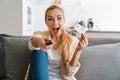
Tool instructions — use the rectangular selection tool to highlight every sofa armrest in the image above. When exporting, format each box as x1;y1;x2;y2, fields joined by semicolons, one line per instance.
0;34;31;80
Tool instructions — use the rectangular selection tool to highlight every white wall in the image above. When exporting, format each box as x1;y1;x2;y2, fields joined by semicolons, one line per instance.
34;5;50;31
1;0;119;35
84;0;120;6
33;0;120;31
0;0;22;35
0;0;35;36
22;0;35;36
83;0;120;31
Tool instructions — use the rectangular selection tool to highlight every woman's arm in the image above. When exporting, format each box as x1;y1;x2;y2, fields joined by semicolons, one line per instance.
28;31;52;51
62;34;88;79
28;32;43;51
69;50;81;67
69;34;88;67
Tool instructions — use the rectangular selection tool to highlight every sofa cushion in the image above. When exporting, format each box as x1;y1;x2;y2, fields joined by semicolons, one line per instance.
0;34;30;80
76;42;120;80
88;37;120;46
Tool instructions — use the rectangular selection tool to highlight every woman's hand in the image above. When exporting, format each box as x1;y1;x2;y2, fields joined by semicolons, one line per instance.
76;33;88;51
31;37;53;50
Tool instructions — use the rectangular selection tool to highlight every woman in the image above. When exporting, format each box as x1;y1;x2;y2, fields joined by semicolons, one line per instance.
27;5;88;80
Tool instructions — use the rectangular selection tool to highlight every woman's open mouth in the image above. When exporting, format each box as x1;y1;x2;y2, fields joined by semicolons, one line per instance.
52;27;60;34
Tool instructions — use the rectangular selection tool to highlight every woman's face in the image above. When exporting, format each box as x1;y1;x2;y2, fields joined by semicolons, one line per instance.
45;8;65;37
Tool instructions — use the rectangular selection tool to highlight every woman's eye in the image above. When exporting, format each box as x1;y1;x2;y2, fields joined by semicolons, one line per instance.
47;18;54;21
57;17;62;20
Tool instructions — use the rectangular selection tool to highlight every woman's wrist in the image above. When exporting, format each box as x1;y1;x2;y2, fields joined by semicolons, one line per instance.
75;47;82;54
69;49;81;67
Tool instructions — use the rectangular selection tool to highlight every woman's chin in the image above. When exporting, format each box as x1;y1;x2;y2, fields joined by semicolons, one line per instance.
52;33;59;37
52;31;61;37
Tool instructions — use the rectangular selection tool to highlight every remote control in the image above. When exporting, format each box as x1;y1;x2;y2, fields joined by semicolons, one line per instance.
45;40;53;45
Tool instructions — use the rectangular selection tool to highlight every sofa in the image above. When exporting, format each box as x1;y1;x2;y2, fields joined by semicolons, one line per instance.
0;33;120;80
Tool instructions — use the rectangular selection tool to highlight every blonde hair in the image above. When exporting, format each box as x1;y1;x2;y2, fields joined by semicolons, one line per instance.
60;29;72;76
45;5;73;77
45;5;65;20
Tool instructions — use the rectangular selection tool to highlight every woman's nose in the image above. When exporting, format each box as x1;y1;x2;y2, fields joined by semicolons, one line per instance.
53;19;58;24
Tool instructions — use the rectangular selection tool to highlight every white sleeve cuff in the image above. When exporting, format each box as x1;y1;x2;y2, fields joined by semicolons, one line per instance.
66;62;81;75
